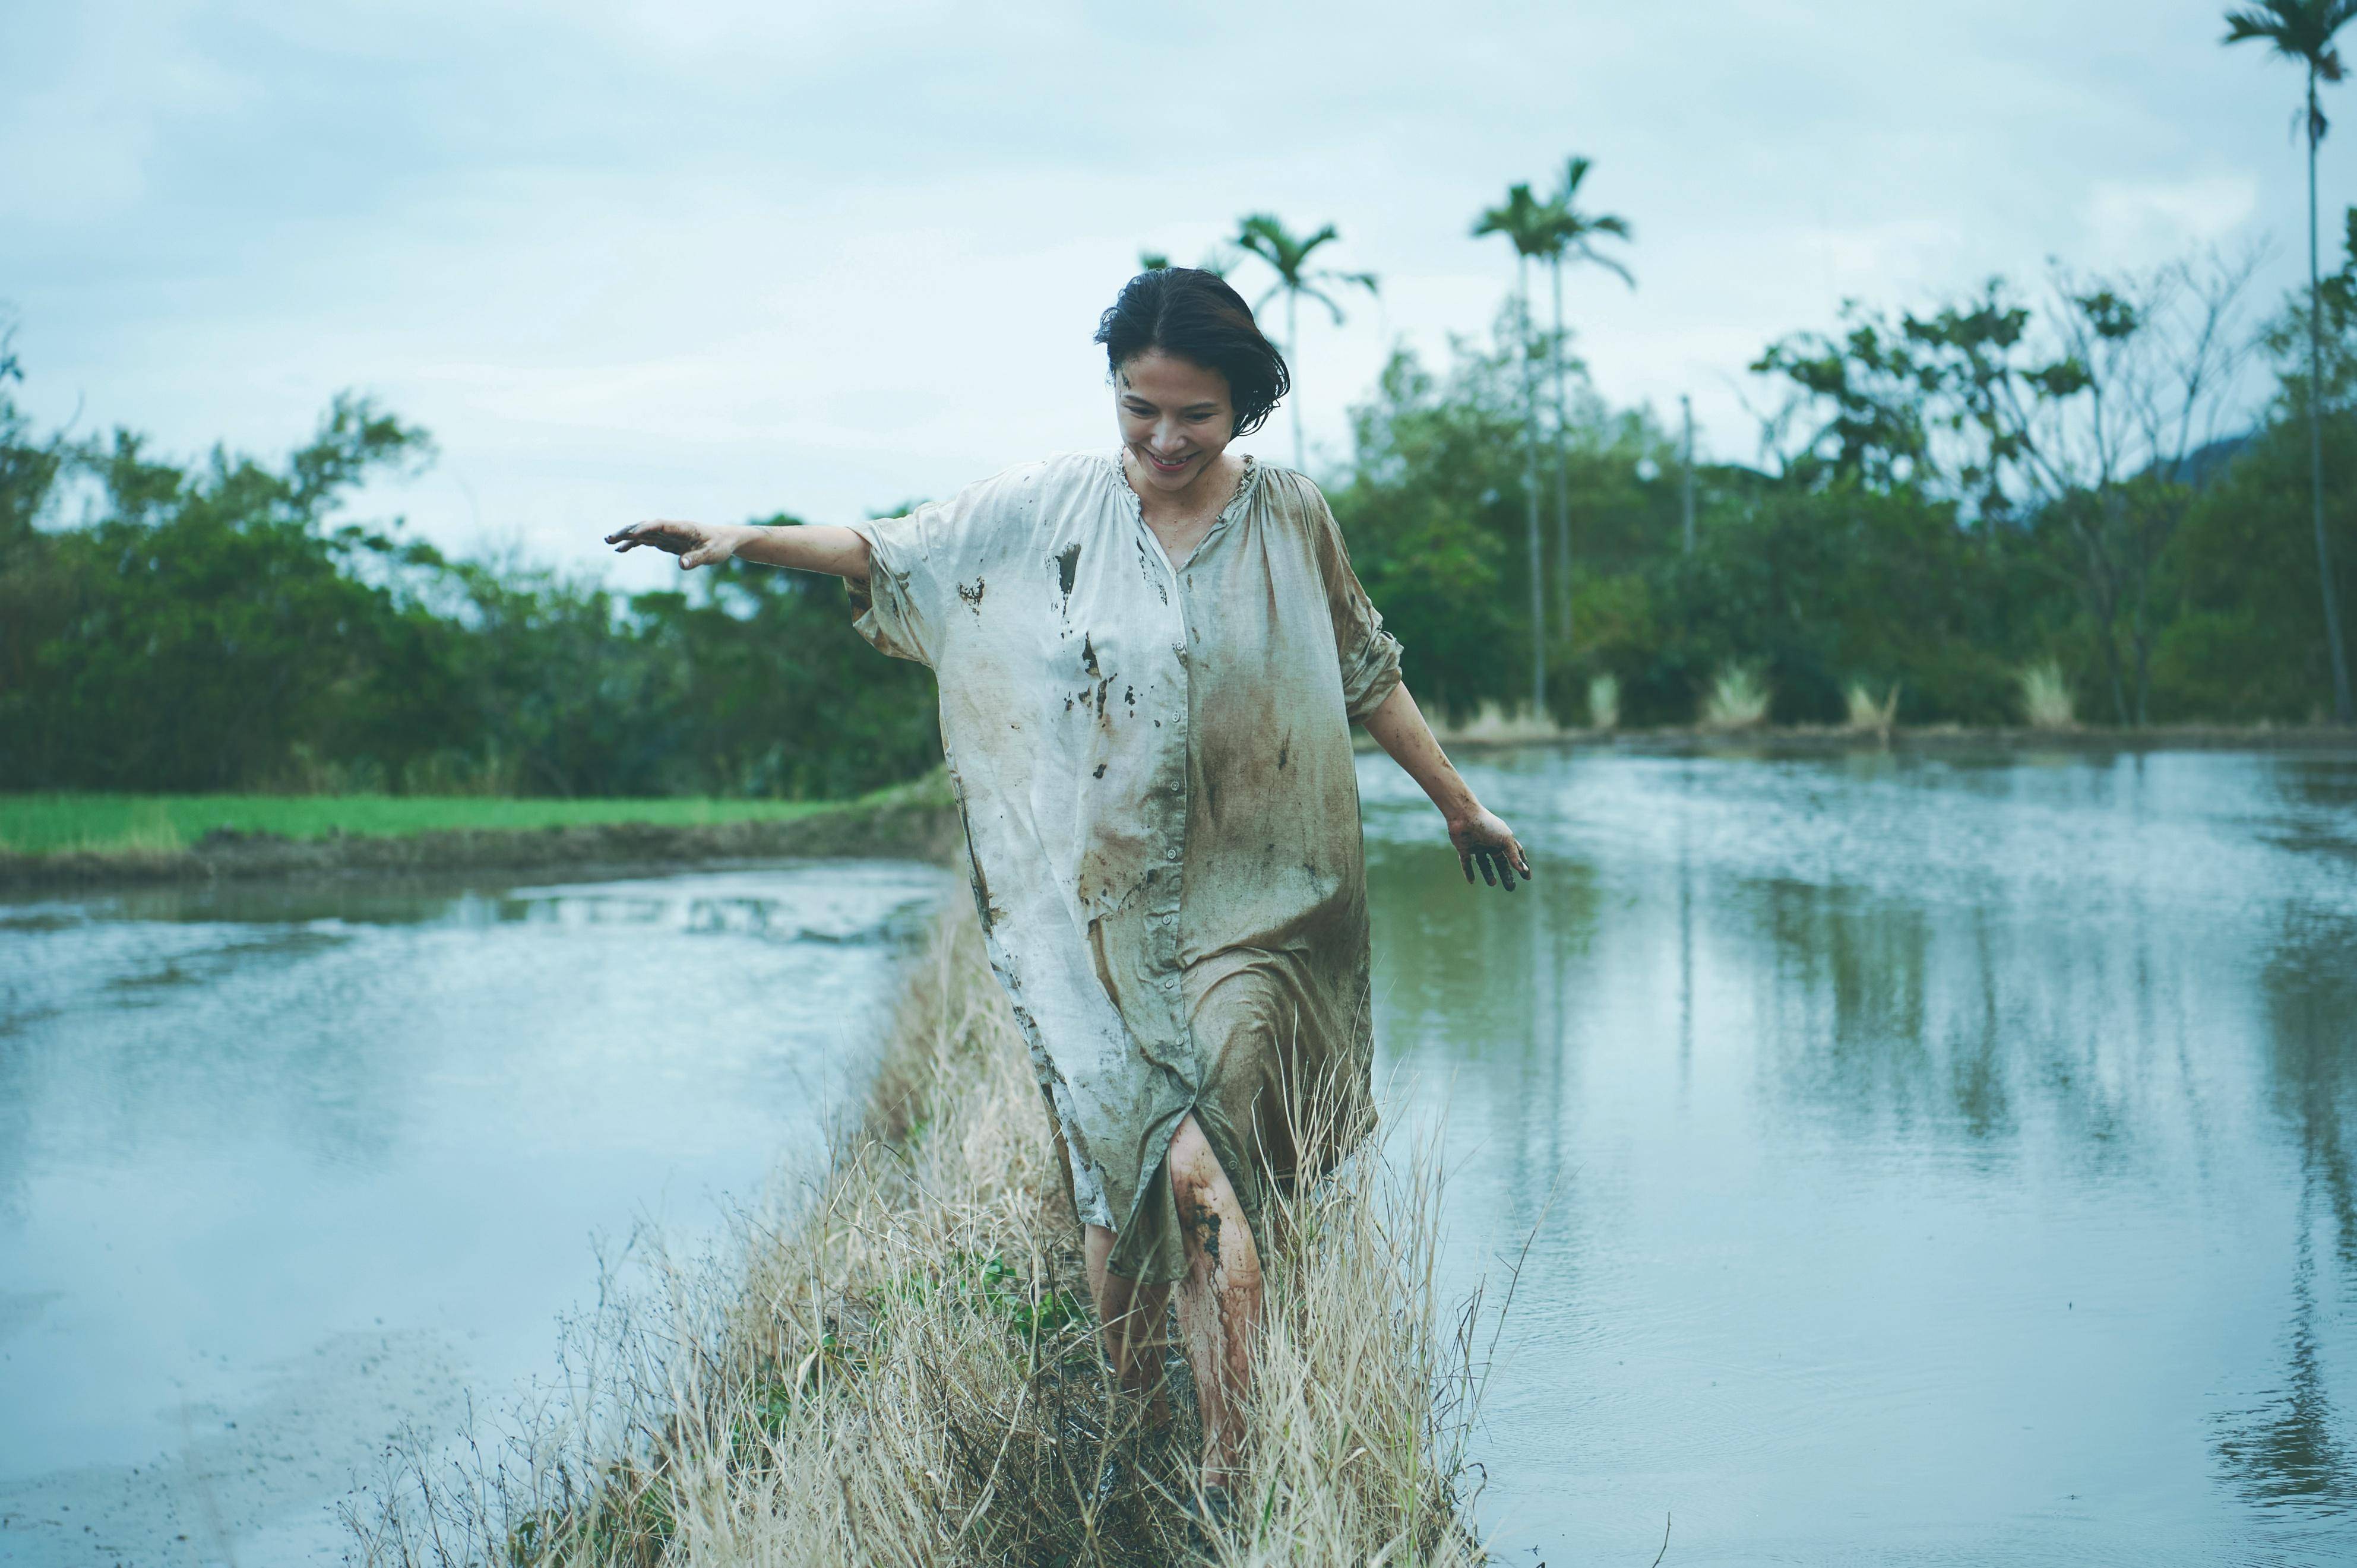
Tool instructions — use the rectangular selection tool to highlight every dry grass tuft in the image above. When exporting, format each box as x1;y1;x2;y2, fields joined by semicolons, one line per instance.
1698;663;1772;731
353;907;1491;1566
2018;660;2077;731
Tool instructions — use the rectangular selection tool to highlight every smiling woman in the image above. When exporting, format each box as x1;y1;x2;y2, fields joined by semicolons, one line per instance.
600;265;1531;1533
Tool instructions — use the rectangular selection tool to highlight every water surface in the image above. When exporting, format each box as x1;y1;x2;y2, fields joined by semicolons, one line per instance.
0;861;948;1566
6;750;2350;1567
1359;746;2357;1566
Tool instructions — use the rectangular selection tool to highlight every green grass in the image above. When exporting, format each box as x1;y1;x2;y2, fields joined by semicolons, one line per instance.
0;793;846;858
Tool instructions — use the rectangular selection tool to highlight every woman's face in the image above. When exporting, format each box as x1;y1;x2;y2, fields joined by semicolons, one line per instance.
1113;350;1236;493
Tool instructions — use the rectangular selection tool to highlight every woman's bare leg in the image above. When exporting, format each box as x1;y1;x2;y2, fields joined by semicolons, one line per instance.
1083;1222;1172;1419
1166;1114;1264;1491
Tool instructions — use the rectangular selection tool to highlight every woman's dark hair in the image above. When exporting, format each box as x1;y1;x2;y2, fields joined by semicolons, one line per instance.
1093;268;1290;438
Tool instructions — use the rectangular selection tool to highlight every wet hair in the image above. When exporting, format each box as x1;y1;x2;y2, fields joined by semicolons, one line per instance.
1093;267;1290;438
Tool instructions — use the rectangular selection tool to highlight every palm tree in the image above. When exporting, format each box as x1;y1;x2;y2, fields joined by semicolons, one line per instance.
1473;182;1557;716
1539;158;1634;645
1138;245;1238;279
1231;214;1378;473
2226;0;2357;721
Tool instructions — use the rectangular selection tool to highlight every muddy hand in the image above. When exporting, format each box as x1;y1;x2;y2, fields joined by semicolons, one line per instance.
605;521;736;570
1450;806;1534;893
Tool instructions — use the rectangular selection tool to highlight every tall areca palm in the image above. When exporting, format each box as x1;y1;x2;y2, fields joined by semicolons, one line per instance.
1231;214;1378;473
1474;183;1558;715
1138;245;1237;279
1539;157;1634;645
2226;0;2357;721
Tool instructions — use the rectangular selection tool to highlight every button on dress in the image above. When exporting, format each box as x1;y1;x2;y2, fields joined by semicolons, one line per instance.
848;451;1403;1284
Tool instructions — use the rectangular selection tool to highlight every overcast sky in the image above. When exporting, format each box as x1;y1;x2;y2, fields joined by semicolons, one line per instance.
4;0;2343;571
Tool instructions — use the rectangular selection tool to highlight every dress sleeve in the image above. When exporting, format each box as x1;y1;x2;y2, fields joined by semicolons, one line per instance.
843;474;1002;669
1298;475;1405;721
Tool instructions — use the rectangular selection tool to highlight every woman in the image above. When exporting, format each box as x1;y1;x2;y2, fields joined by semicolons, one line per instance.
606;267;1532;1516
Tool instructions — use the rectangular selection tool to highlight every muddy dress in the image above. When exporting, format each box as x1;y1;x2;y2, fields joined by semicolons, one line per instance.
849;451;1403;1284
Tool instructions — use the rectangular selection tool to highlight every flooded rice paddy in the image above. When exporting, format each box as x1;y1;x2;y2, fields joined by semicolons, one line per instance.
1359;745;2357;1566
0;862;949;1565
2;746;2353;1564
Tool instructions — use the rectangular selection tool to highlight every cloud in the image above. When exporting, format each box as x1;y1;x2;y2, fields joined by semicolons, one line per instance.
0;0;2335;571
2084;175;2263;262
0;1;245;227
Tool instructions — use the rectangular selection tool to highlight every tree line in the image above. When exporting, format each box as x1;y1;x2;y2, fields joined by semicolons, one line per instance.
0;354;937;797
1330;247;2356;731
3;227;2350;806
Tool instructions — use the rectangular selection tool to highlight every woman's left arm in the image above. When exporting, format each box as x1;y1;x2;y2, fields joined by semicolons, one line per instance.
1361;683;1535;891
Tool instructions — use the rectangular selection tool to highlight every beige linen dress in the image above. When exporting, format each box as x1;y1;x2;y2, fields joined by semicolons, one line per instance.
848;451;1403;1284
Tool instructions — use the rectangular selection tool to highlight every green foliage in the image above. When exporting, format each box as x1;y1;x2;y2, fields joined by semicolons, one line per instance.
0;365;939;798
2222;2;2357;103
1540;156;1635;286
1;395;451;790
877;1250;1090;1360
1328;346;1523;718
2157;411;2357;718
1330;328;2063;727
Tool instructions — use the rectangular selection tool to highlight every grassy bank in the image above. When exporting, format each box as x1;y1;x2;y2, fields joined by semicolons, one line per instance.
0;777;964;892
355;906;1489;1566
0;792;844;859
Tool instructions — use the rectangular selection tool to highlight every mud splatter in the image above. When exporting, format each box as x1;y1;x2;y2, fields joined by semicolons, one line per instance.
957;578;986;610
1092;762;1108;779
1056;543;1082;599
1277;734;1290;771
951;781;1002;935
1134;536;1169;603
1198;1209;1223;1265
1081;634;1100;677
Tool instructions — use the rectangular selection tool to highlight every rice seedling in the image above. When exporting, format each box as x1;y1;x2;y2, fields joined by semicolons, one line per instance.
2017;660;2076;731
352;907;1492;1566
1586;673;1621;733
1699;662;1771;731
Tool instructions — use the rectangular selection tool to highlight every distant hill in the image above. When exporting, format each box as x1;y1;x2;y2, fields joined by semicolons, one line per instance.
2153;431;2252;489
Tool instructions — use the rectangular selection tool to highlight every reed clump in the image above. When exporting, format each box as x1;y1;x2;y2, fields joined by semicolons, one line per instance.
1586;673;1621;733
1699;661;1772;731
354;907;1490;1566
1437;699;1562;746
1842;679;1900;740
2017;659;2077;731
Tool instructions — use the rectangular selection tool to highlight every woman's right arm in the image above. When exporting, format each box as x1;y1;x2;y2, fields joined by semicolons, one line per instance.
605;520;871;579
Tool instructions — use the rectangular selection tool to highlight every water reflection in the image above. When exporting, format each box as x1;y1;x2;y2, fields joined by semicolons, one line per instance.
1358;746;2357;1565
2215;910;2357;1515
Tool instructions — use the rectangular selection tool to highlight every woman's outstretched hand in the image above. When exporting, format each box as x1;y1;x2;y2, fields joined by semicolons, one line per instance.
1449;806;1535;892
605;520;742;571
